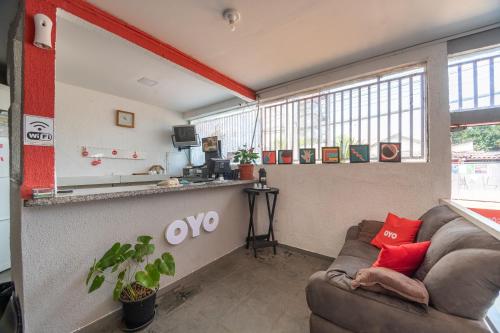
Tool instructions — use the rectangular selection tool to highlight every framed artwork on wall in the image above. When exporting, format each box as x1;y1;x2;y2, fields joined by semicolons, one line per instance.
262;151;277;164
278;150;293;164
379;142;401;162
299;148;316;164
116;110;135;128
321;147;340;164
349;145;370;163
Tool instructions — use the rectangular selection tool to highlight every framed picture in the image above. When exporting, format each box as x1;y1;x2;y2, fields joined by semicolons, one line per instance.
202;136;218;152
262;151;277;164
349;145;370;163
278;150;293;164
322;147;340;164
379;142;401;162
299;148;316;164
116;110;135;128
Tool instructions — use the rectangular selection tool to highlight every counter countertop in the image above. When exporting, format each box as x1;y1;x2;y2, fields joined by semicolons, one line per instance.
24;180;256;207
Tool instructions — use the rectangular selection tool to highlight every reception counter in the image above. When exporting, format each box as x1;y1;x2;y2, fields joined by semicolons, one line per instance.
24;179;256;207
15;178;258;332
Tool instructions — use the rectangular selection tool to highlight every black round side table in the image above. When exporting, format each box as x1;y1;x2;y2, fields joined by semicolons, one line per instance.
243;187;279;258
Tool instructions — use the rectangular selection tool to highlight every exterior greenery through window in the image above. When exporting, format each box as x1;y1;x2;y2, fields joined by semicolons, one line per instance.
448;46;500;331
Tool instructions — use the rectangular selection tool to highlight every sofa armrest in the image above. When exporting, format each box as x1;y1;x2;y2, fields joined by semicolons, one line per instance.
345;226;360;241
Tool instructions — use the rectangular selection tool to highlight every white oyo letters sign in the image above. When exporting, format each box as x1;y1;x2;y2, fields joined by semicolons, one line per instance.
165;211;219;245
383;230;398;240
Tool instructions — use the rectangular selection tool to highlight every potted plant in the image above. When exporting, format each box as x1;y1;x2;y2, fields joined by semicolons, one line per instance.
86;235;175;330
233;145;259;180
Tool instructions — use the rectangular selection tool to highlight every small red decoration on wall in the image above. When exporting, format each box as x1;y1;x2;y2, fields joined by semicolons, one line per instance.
82;147;89;157
112;149;118;156
132;152;138;159
91;158;102;166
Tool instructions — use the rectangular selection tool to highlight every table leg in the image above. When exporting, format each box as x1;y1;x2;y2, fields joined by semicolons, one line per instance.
246;192;256;250
266;192;278;255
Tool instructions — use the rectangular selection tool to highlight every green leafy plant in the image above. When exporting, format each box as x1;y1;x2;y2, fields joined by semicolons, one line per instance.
86;235;175;301
233;145;259;164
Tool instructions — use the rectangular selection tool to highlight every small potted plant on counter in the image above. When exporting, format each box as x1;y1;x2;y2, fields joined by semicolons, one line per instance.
233;145;259;180
86;235;175;331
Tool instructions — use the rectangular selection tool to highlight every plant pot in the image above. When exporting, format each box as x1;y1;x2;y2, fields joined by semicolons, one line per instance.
239;164;254;180
120;286;157;330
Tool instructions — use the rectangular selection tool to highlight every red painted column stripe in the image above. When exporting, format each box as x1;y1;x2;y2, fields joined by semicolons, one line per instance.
21;0;57;198
51;0;256;100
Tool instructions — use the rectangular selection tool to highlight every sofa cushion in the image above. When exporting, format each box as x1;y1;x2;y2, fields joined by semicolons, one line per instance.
352;267;429;305
414;217;500;280
373;241;431;276
338;239;380;262
326;240;380;290
357;220;384;243
306;271;489;333
371;213;422;248
424;249;500;320
416;205;460;242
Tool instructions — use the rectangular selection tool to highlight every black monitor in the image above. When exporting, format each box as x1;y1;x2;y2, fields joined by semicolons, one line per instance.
172;125;199;148
206;140;222;176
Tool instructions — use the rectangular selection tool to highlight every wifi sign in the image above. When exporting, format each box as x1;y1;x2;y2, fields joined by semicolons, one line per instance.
24;115;54;146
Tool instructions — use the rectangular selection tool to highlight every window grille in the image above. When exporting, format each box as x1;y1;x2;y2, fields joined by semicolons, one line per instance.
448;47;500;112
261;66;427;161
190;107;260;165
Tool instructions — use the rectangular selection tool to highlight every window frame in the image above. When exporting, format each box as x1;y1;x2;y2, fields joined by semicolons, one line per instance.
260;64;428;163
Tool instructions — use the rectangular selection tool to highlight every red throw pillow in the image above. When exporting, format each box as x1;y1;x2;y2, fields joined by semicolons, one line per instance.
371;213;422;249
372;241;431;276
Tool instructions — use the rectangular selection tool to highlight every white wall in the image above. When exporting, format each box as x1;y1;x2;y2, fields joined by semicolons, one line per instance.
257;43;451;257
18;186;248;333
0;84;9;110
55;82;187;178
13;41;452;333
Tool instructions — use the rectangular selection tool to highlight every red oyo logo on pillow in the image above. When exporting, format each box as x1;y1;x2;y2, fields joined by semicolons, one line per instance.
371;213;422;249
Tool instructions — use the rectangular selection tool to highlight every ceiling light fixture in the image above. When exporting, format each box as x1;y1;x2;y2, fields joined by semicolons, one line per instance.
137;77;158;87
223;8;241;32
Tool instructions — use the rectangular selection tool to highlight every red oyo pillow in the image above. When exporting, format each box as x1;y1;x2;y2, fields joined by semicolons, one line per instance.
372;241;431;276
371;213;422;249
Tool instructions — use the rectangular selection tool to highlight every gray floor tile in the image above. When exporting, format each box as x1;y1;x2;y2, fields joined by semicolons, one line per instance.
103;246;330;333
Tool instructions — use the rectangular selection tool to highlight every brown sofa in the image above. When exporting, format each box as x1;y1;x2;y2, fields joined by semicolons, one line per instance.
306;205;500;333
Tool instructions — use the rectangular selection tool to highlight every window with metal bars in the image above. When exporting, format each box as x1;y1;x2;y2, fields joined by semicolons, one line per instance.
448;46;500;112
261;66;427;162
190;106;260;165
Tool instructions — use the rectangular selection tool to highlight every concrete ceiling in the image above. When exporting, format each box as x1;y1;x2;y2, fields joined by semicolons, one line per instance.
88;0;500;91
55;12;235;112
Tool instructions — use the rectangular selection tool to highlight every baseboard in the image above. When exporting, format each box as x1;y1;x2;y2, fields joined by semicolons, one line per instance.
74;244;246;333
278;243;335;261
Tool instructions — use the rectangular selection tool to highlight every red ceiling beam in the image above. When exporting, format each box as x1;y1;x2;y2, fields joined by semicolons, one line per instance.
21;0;255;198
51;0;256;101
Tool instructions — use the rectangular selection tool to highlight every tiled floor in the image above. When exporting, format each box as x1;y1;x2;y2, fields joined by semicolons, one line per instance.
104;246;331;333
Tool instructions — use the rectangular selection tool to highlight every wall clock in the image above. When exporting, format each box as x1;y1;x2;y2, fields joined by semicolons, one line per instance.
116;110;135;128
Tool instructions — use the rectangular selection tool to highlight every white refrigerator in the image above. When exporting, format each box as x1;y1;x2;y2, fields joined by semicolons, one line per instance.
0;137;9;272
